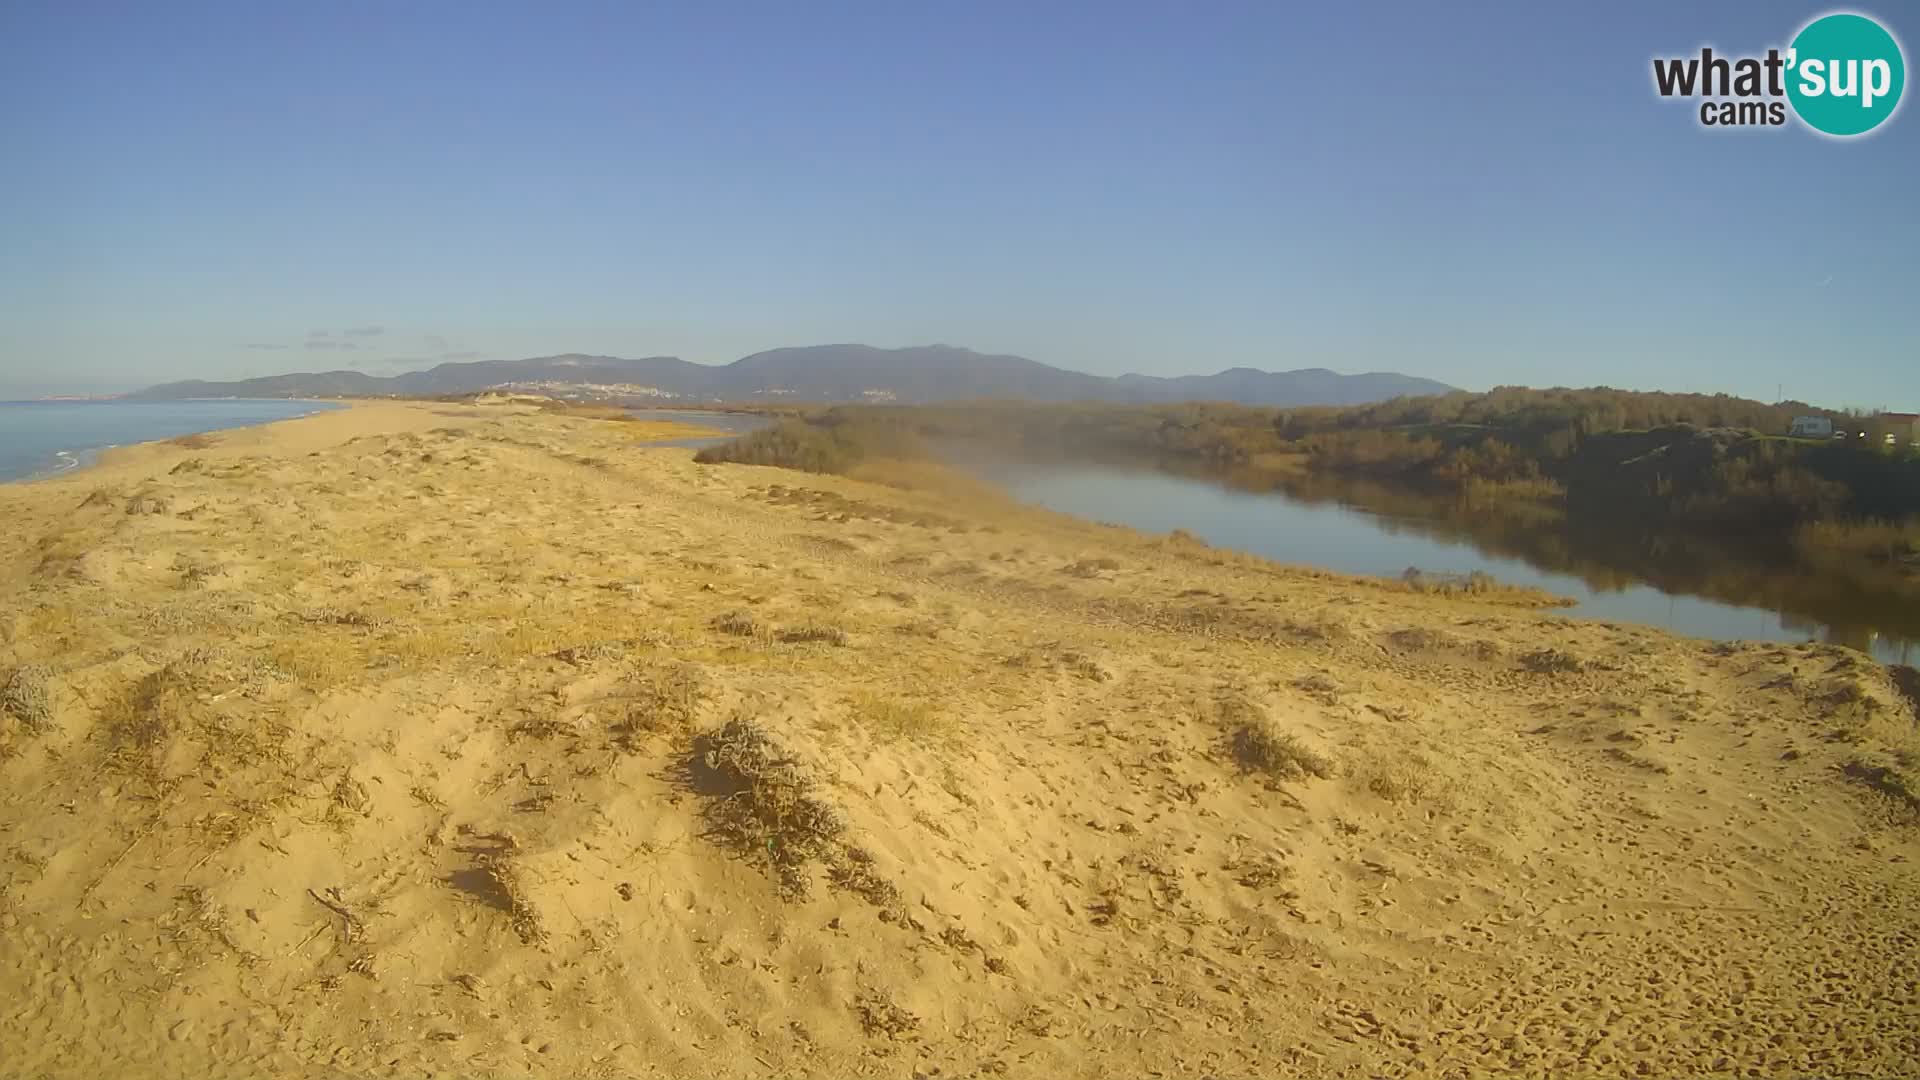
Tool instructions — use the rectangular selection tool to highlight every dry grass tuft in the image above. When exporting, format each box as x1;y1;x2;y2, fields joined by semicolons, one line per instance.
479;855;548;946
613;662;709;747
296;607;385;629
1398;566;1570;607
1293;672;1342;703
1521;648;1586;674
330;772;373;817
853;989;921;1040
1843;758;1920;818
826;845;902;908
1005;647;1111;682
1;665;54;736
799;533;859;553
166;885;263;967
1233;722;1336;780
1364;753;1447;805
505;709;577;742
1385;627;1453;652
1227;853;1292;890
1889;665;1919;719
775;622;849;646
550;639;627;664
176;559;224;587
1814;677;1913;745
30;529;100;581
269;633;368;688
848;691;941;743
1059;650;1111;682
1603;746;1672;774
1217;695;1335;780
892;618;944;640
101;664;199;756
711;609;759;637
691;716;846;898
1281;615;1354;644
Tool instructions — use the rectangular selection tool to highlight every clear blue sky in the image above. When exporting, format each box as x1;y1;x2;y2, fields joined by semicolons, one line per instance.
1;1;1913;405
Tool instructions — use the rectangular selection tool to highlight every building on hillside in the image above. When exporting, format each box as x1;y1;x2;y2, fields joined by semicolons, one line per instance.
1788;415;1834;438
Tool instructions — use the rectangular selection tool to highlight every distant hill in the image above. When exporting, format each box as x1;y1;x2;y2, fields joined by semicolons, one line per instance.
130;345;1455;407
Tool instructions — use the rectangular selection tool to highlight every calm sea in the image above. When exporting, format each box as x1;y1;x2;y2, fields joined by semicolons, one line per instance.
0;399;343;482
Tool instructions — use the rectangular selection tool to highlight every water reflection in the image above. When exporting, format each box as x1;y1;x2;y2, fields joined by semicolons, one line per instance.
1780;615;1913;665
974;455;1918;665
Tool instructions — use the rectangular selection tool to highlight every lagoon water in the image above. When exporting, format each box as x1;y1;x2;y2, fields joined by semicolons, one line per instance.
0;399;342;482
979;460;1916;666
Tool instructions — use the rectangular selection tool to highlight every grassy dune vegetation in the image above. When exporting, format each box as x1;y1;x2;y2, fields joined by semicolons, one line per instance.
691;416;926;475
4;401;1919;1077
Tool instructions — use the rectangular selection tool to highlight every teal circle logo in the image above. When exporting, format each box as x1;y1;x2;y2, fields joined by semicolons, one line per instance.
1786;13;1905;136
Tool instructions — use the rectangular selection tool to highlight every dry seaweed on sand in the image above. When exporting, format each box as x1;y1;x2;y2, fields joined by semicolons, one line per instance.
853;989;920;1040
447;854;548;946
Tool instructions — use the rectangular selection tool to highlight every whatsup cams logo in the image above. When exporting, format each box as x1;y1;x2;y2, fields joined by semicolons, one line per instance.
1652;11;1905;136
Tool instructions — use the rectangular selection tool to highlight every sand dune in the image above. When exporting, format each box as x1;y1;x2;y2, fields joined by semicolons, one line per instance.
1;401;1916;1078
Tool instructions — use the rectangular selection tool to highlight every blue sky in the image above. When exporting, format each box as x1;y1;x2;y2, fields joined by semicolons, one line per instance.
1;1;1913;405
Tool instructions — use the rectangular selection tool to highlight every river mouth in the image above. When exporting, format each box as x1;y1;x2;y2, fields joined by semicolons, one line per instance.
966;455;1918;665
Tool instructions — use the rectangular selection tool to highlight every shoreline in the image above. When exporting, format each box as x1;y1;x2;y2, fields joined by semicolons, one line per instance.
1;398;355;486
5;398;729;489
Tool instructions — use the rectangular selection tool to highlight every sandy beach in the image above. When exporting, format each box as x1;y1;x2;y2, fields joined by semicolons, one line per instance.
1;400;1916;1078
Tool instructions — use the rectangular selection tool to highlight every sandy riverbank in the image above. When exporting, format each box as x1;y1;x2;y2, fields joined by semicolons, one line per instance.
1;401;1916;1078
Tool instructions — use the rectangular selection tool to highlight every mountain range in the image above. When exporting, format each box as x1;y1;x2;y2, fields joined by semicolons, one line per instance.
130;345;1455;407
